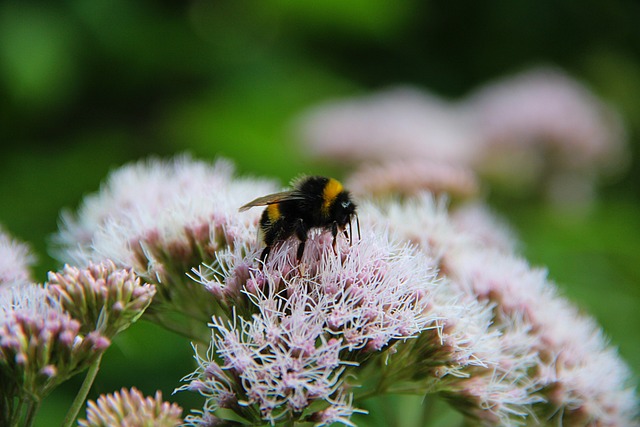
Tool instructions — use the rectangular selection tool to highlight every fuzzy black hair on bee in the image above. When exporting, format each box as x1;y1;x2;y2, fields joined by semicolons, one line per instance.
239;176;360;263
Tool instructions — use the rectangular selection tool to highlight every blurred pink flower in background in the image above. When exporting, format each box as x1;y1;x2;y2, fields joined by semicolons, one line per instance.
465;67;627;206
295;67;627;208
0;227;35;285
296;87;481;166
346;159;480;199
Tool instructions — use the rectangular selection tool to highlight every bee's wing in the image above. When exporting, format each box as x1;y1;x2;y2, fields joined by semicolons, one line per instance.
238;190;304;212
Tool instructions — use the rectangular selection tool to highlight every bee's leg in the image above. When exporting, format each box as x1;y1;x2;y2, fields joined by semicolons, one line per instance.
294;219;308;261
259;245;271;265
296;240;306;261
345;218;351;244
331;222;339;254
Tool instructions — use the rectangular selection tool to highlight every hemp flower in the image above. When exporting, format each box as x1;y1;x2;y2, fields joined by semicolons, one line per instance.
181;223;508;425
78;387;183;427
346;159;479;200
295;86;480;166
0;226;35;285
0;283;110;421
367;194;638;426
47;261;156;338
52;156;277;340
295;69;628;209
449;202;517;254
466;67;627;206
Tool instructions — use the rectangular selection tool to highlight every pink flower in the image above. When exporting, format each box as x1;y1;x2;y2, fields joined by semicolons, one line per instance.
46;260;156;338
295;68;628;209
465;67;627;207
346;159;479;200
181;215;512;425
78;387;183;427
0;283;110;406
182;230;433;423
52;156;278;340
369;194;638;426
0;226;35;285
295;86;480;166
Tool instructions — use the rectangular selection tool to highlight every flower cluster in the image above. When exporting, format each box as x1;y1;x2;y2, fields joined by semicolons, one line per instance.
181;227;501;425
0;226;35;285
78;387;183;427
295;67;627;208
31;155;637;426
465;67;626;206
346;159;479;199
0;228;158;426
365;194;638;425
179;207;577;426
52;156;277;340
0;283;110;424
46;260;156;338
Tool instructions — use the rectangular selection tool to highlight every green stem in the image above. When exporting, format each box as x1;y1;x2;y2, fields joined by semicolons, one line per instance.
419;394;436;427
23;398;40;427
145;313;208;343
10;396;25;427
61;354;103;427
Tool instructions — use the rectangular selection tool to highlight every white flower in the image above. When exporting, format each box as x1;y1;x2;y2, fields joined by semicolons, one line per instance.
294;86;481;166
52;156;278;337
0;282;56;325
374;194;638;425
0;227;35;285
346;159;479;200
0;282;110;403
78;387;183;427
53;155;275;272
182;208;515;425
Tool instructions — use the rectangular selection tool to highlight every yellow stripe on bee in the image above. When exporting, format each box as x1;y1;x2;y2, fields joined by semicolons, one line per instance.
267;203;281;222
322;178;343;214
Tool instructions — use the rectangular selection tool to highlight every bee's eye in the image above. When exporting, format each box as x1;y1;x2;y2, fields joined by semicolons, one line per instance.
341;201;351;209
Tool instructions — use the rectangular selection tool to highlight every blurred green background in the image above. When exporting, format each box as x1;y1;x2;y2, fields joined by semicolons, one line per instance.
1;0;638;425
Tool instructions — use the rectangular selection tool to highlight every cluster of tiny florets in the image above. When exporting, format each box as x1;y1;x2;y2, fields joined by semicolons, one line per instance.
52;156;277;339
0;227;35;285
19;155;634;427
363;195;638;425
46;260;156;338
181;229;449;425
78;387;183;427
0;284;110;402
296;67;626;208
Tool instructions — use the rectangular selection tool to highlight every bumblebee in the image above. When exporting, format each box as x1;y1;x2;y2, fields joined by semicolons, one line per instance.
239;176;359;263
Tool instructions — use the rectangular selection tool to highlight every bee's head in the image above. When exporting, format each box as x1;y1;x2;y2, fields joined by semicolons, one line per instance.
332;191;357;227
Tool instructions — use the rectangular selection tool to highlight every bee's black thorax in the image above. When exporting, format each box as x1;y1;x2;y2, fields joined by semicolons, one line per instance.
252;176;357;262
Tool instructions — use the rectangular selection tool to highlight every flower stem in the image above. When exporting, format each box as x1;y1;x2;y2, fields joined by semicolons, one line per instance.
145;312;208;343
62;354;103;427
23;399;40;427
419;395;436;426
10;396;25;427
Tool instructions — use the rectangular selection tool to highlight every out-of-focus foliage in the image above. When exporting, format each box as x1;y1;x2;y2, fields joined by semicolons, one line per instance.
1;1;638;425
